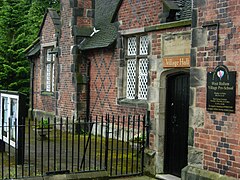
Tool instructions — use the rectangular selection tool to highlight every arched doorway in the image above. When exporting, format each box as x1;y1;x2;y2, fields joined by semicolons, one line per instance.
164;72;189;177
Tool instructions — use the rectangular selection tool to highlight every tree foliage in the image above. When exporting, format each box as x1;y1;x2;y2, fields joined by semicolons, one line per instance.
0;0;60;95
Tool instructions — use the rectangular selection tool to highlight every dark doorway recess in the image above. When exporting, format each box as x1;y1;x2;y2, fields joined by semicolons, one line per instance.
164;72;189;177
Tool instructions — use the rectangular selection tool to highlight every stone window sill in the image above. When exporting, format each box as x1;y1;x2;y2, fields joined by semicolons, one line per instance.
41;91;54;96
117;98;148;108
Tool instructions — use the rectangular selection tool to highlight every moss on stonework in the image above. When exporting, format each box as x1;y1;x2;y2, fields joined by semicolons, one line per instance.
24;37;40;53
72;25;92;37
145;19;191;32
41;91;54;96
188;127;194;146
76;73;83;83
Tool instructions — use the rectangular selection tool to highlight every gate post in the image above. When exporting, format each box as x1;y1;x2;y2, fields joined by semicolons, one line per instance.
0;140;5;152
145;111;150;147
16;116;25;165
141;114;146;175
104;114;109;171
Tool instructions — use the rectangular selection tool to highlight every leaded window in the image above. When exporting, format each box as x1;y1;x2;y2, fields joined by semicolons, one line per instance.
45;48;55;92
126;59;136;99
139;36;148;55
127;37;137;56
138;58;148;99
126;35;149;100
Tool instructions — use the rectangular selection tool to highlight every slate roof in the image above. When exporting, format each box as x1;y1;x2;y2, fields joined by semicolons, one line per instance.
179;0;192;20
80;0;191;50
73;26;93;37
27;42;40;57
95;0;121;26
25;38;40;57
27;1;191;53
79;0;122;50
79;23;118;50
163;0;192;20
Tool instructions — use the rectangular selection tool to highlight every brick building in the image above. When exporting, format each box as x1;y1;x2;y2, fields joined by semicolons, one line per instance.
186;0;240;179
26;0;239;179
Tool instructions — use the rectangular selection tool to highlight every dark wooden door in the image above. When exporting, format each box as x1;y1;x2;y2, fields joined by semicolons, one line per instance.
164;73;189;177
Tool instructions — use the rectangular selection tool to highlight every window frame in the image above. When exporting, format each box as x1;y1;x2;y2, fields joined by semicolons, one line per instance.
45;47;55;92
41;45;55;94
125;35;149;100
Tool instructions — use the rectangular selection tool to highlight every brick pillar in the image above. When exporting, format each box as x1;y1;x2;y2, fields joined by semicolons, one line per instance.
57;0;76;118
57;0;93;119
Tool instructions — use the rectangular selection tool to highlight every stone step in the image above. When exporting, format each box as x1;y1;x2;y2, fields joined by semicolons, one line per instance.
156;174;181;180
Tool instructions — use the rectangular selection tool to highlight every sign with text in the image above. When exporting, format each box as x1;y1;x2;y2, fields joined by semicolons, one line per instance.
0;91;26;164
163;56;190;68
207;65;236;113
0;93;19;148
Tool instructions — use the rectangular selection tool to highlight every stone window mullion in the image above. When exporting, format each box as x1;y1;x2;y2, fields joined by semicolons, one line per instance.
135;36;140;99
135;57;140;99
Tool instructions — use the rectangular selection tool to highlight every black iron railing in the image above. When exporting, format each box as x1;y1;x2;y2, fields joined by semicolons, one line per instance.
0;114;147;179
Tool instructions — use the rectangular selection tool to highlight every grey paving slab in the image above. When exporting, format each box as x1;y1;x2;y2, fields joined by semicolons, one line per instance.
110;176;157;180
156;174;181;180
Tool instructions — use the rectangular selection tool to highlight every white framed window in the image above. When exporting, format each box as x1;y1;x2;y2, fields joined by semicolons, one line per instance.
126;35;149;100
44;48;55;92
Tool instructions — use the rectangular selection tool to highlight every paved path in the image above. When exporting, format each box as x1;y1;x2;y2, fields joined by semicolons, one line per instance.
110;176;157;180
111;174;181;180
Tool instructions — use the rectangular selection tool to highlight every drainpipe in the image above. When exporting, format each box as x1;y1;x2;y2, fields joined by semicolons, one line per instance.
86;58;91;121
55;55;58;117
30;58;35;120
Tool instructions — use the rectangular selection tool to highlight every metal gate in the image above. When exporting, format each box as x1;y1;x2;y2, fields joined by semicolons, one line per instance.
0;114;147;179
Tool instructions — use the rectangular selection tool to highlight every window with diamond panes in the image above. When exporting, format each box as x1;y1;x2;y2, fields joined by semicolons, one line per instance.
140;36;149;55
127;37;137;56
126;59;136;99
138;58;148;99
126;35;149;100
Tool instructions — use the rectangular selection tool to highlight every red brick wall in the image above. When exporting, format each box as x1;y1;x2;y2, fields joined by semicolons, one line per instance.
85;0;156;116
86;49;146;118
77;0;92;27
33;13;56;113
118;0;162;30
85;0;191;150
57;0;75;117
194;0;240;178
41;13;56;44
86;27;191;149
33;57;56;113
33;0;94;118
